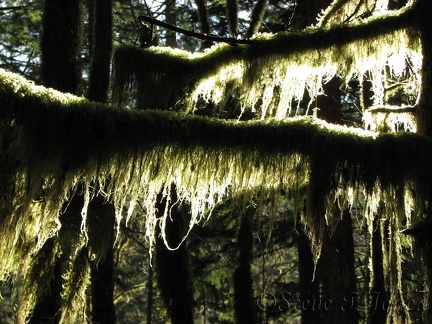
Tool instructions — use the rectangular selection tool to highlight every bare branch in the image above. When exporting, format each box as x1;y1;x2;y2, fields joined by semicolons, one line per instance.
137;15;254;45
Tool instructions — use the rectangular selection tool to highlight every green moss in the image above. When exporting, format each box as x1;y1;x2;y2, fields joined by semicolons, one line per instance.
113;5;419;118
0;6;430;315
2;68;432;254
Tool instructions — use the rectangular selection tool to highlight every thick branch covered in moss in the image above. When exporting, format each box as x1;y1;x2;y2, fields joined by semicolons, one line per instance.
113;5;419;117
0;66;432;264
1;68;432;321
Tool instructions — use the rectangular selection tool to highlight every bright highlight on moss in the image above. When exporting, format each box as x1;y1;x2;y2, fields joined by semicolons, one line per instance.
113;5;420;119
1;63;432;321
0;2;428;322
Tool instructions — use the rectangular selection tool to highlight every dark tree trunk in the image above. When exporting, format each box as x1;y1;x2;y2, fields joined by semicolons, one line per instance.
87;0;113;103
247;0;268;38
41;0;84;93
318;210;358;324
30;3;84;320
87;0;116;313
85;1;116;320
28;241;63;324
361;72;374;112
416;222;432;323
368;216;388;324
87;196;117;324
90;246;116;324
194;0;212;49
165;0;177;47
87;0;95;63
409;2;432;321
416;0;432;137
226;0;238;37
296;222;321;324
233;212;256;324
155;190;194;324
403;214;432;322
316;77;343;123
308;71;358;323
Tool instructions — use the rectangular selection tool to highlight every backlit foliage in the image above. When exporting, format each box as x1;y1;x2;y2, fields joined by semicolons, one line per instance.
0;0;430;322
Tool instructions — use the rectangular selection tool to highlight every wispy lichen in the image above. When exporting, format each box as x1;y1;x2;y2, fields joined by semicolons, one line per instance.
2;64;432;321
0;2;429;321
113;5;420;119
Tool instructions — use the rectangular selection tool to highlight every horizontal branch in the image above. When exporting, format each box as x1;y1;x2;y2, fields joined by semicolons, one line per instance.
2;67;431;186
367;105;416;114
137;15;254;45
246;6;416;57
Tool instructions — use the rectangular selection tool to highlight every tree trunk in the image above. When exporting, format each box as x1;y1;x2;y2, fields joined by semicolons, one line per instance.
41;0;84;93
296;222;321;324
87;0;95;63
318;210;358;324
87;0;113;103
194;0;212;49
90;246;116;324
403;217;432;322
417;222;432;323
29;2;84;321
85;2;116;320
415;0;432;136
87;197;117;324
247;0;268;38
408;2;432;321
28;241;63;324
147;262;154;324
155;189;194;324
165;0;177;47
368;216;388;324
226;0;238;38
361;72;374;112
233;212;256;324
28;194;83;323
316;77;343;123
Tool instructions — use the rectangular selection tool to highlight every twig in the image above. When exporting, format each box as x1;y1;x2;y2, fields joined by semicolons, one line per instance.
137;15;254;45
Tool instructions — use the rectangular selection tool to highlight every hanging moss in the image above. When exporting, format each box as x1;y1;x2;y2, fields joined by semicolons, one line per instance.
317;0;390;27
0;15;431;317
113;5;420;118
2;68;432;254
363;105;417;132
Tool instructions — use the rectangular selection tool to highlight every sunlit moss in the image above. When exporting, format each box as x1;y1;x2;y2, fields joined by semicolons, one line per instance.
0;3;430;320
363;105;417;132
2;65;432;287
113;5;420;119
317;0;392;27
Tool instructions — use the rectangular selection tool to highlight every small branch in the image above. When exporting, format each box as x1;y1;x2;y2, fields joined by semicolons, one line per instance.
137;15;254;45
367;105;416;114
0;6;24;11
